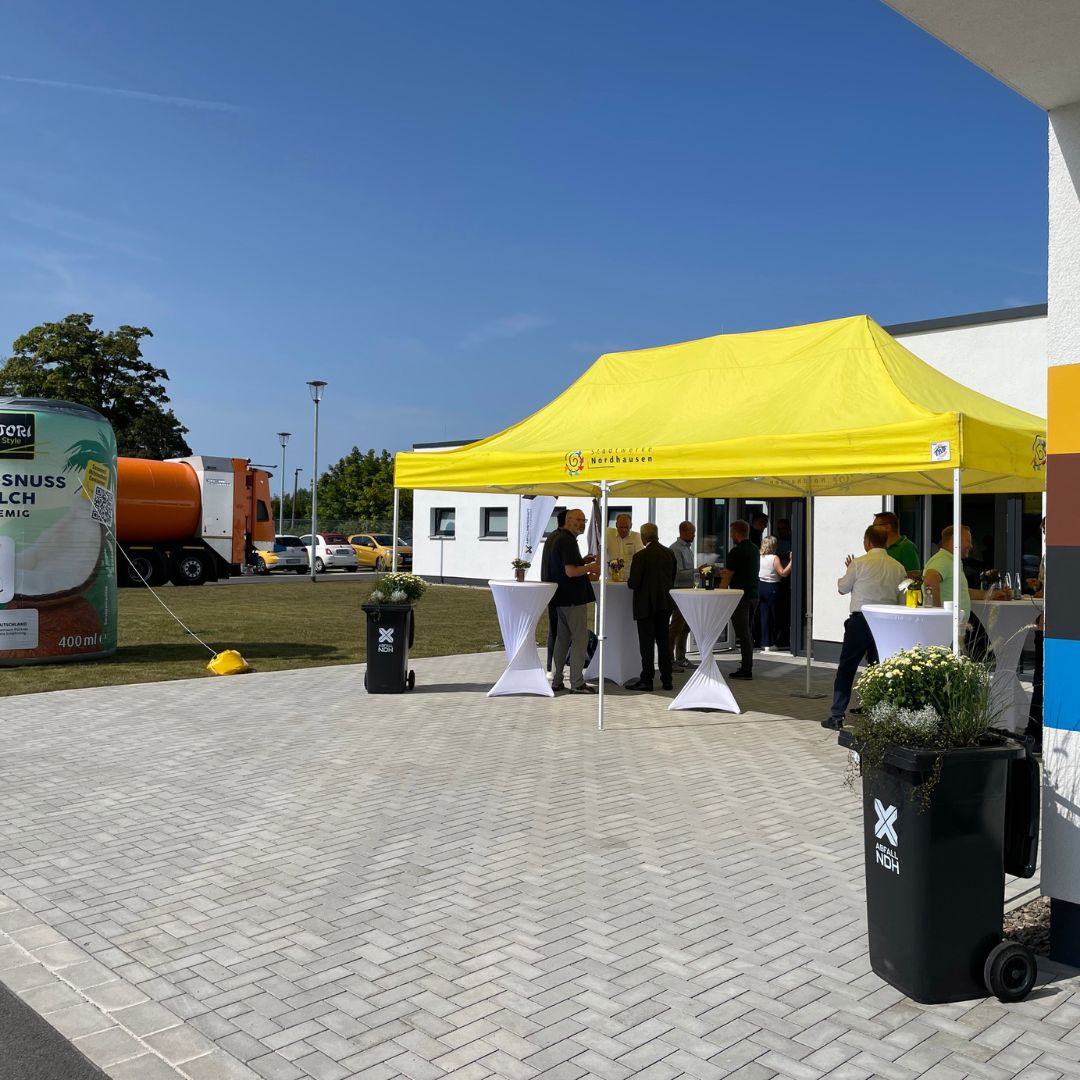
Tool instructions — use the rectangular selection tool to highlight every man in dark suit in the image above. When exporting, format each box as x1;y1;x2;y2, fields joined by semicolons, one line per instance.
625;523;678;691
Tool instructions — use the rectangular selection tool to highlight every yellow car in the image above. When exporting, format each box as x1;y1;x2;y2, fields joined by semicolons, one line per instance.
349;533;412;571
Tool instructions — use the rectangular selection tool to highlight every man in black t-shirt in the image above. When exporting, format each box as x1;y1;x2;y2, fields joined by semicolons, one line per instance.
540;509;569;671
721;518;760;680
547;508;598;693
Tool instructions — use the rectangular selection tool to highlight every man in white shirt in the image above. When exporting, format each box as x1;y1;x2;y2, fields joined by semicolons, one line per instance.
822;524;907;730
605;514;643;577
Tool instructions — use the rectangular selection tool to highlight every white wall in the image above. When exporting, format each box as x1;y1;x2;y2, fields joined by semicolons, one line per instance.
894;317;1048;417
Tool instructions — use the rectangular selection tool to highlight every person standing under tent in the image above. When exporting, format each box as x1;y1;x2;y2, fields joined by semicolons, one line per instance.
822;524;907;730
873;511;921;577
548;508;599;694
625;523;678;692
758;536;793;652
719;519;760;680
669;520;705;671
541;509;569;672
605;513;643;575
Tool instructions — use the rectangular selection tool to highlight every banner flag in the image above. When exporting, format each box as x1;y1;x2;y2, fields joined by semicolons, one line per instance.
518;496;557;563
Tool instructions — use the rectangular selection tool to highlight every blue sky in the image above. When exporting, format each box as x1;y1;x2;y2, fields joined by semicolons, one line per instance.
0;1;1047;479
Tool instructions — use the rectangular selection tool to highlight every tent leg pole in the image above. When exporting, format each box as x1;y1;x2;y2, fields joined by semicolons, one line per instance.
598;482;609;731
391;489;400;572
792;493;825;699
952;468;961;655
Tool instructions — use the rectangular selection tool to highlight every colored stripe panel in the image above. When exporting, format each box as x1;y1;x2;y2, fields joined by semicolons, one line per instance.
1049;365;1080;455
1045;638;1080;731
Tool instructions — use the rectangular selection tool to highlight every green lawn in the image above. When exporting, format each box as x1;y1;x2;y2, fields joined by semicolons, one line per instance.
0;580;513;697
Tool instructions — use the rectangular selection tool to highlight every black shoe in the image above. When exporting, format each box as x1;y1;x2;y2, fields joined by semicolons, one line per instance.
671;664;686;674
571;684;597;695
625;678;653;691
661;682;673;691
821;717;843;730
729;669;753;680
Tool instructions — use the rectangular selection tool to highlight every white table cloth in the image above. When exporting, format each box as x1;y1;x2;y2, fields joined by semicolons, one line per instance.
862;604;953;660
668;589;744;713
971;598;1043;734
488;581;557;697
585;583;641;685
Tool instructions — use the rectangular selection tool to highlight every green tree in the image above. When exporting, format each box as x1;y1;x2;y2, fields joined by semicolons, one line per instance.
317;447;412;525
0;313;192;458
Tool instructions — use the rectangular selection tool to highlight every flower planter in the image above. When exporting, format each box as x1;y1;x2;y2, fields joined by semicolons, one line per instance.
361;602;416;693
514;568;526;582
839;730;1036;1003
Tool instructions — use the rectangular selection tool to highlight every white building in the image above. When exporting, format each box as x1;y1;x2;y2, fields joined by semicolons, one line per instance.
410;304;1046;653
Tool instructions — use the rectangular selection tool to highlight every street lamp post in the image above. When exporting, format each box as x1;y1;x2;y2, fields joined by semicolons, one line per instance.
291;468;302;530
276;432;291;535
307;381;327;582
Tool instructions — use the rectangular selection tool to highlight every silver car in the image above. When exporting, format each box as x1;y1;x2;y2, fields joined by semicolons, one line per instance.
299;533;360;573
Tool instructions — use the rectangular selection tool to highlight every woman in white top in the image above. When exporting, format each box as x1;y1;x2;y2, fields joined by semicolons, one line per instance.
758;537;793;651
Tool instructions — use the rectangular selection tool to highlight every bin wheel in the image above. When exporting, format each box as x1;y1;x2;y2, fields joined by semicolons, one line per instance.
984;941;1037;1002
407;670;415;691
364;673;368;690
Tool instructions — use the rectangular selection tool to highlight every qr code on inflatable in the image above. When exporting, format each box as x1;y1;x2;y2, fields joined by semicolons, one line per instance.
91;483;115;527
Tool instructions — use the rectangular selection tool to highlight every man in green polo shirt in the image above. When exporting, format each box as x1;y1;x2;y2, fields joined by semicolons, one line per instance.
873;511;920;577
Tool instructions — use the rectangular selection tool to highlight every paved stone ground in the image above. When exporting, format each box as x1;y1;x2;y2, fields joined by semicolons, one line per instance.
0;649;1071;1080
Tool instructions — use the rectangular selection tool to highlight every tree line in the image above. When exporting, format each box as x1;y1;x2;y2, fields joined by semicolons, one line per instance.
0;314;408;525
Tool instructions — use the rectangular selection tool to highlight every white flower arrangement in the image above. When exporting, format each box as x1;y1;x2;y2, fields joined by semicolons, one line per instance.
370;572;428;604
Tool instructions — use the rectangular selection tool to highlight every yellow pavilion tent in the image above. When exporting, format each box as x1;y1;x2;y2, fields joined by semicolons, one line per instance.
393;314;1046;718
394;315;1046;498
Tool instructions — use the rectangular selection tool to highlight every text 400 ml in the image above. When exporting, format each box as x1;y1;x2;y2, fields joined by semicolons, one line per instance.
59;634;101;648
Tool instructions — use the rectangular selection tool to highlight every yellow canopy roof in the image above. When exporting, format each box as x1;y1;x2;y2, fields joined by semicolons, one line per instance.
395;315;1047;497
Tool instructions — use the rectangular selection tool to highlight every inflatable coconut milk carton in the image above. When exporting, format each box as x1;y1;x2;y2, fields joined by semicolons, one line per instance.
0;398;117;664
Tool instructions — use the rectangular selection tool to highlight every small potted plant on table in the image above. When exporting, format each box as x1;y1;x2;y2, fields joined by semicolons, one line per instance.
607;557;625;582
511;558;531;582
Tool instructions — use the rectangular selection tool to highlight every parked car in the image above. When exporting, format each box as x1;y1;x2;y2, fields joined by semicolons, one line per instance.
299;533;360;573
255;535;310;575
349;533;412;571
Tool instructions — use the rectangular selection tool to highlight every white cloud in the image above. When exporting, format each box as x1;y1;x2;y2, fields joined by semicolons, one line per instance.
0;74;242;113
458;313;548;351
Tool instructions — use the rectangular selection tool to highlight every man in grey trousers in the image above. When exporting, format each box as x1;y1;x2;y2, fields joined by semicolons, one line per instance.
548;508;599;694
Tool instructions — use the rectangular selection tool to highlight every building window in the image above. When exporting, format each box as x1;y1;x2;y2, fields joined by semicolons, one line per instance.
431;508;456;538
606;505;633;528
544;506;567;537
482;507;508;538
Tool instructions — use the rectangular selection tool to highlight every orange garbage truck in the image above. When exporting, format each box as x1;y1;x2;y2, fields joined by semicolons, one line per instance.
115;456;275;586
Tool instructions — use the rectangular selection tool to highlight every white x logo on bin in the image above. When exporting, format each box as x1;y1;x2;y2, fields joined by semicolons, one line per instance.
379;627;394;644
874;799;898;845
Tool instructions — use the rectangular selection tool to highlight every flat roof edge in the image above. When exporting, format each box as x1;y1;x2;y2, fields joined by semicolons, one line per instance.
885;303;1047;336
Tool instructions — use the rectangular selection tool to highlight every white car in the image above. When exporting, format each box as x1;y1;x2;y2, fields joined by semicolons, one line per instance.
299;533;359;573
255;535;310;574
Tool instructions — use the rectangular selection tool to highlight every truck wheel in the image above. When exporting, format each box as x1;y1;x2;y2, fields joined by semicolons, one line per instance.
254;560;269;575
315;557;326;573
984;941;1037;1002
121;550;166;588
171;552;208;587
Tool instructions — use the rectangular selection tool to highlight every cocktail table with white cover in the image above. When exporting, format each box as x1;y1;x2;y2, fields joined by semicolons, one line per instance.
488;580;557;697
668;588;744;712
971;598;1043;734
585;582;640;685
862;604;953;661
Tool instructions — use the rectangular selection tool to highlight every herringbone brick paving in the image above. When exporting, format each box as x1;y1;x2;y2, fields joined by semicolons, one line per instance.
0;651;1072;1079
